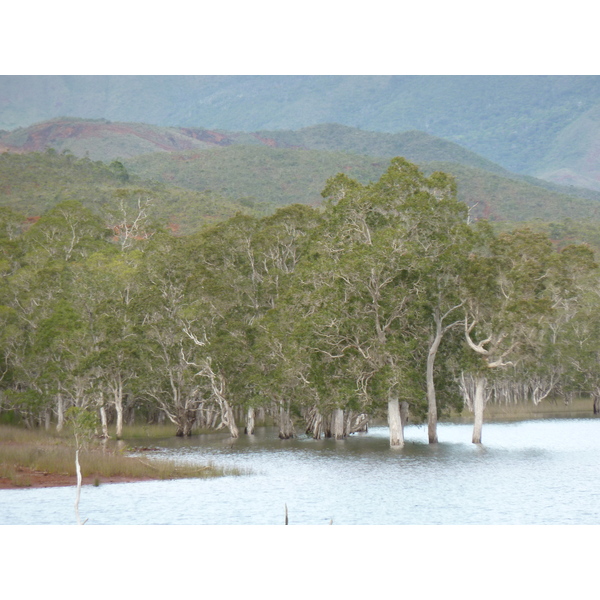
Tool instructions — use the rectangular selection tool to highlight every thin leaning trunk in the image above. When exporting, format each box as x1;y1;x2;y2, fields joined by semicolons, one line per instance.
427;329;442;444
427;304;463;444
199;361;239;438
388;397;404;448
74;447;85;526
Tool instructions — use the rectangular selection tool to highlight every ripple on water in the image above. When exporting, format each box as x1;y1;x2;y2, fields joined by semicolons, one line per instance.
1;419;599;525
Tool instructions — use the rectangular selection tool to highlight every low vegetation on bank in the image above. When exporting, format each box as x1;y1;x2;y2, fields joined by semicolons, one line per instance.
0;425;244;489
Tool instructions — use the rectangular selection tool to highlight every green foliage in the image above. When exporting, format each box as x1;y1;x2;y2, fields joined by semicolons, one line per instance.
65;406;99;446
2;155;600;440
0;151;268;236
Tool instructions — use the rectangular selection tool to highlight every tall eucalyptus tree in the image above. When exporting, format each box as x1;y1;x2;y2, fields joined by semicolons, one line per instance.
461;227;595;443
286;158;469;447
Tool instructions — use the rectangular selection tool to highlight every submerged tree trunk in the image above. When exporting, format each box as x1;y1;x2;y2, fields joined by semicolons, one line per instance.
427;327;442;444
278;402;295;439
305;406;323;439
175;407;197;437
472;377;486;444
400;401;409;430
199;361;239;438
347;412;369;434
388;397;404;448
220;399;239;438
330;408;345;440
245;406;255;435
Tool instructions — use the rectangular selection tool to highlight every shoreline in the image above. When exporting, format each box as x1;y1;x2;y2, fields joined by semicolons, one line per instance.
2;401;596;490
0;467;154;490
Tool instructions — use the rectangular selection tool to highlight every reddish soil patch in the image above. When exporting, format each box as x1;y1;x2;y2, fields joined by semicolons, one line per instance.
0;467;153;490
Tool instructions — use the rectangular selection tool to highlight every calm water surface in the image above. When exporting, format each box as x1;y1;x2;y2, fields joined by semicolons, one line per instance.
1;418;599;525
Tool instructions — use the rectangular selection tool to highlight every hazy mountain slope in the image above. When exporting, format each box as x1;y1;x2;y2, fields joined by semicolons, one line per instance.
0;151;270;234
0;119;504;174
423;162;600;222
2;75;600;179
125;146;389;207
533;103;600;191
3;117;600;224
253;124;510;175
0;118;222;160
125;147;600;223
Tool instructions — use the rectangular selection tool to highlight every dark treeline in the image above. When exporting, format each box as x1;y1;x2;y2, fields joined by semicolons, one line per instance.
1;158;599;446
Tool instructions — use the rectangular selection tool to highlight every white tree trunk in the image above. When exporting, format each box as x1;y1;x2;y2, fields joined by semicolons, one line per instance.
74;448;85;525
278;403;295;439
330;408;345;440
99;404;109;439
472;377;486;444
114;382;124;440
56;394;65;432
388;397;404;448
221;399;239;438
245;406;255;435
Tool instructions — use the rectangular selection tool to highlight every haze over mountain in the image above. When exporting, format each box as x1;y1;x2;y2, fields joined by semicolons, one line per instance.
2;75;600;190
2;117;600;230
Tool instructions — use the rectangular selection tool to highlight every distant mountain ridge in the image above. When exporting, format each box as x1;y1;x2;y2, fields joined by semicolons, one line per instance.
0;118;507;174
3;117;600;227
2;75;600;189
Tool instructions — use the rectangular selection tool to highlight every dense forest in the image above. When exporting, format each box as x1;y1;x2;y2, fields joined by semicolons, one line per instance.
2;157;599;446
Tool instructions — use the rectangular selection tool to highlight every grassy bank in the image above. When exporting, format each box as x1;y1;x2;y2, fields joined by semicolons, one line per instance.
448;396;595;422
0;425;245;488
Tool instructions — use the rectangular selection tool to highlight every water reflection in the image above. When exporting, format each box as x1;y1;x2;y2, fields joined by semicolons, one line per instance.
1;418;599;525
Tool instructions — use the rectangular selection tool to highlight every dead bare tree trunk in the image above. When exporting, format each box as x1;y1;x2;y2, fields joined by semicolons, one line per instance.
74;447;84;525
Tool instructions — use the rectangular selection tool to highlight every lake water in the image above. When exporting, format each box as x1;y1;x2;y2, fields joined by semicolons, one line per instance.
1;417;599;525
